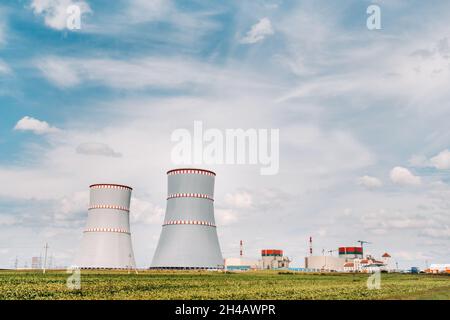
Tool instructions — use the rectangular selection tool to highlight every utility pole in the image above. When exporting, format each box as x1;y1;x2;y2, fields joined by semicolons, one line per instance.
43;243;49;274
128;254;138;275
240;240;243;257
128;254;131;274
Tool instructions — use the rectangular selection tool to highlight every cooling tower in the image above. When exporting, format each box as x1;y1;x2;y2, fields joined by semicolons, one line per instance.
75;184;136;269
151;168;224;269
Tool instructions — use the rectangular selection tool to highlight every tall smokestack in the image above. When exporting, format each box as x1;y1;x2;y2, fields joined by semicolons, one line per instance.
151;168;223;269
240;240;243;257
75;184;136;269
309;236;313;256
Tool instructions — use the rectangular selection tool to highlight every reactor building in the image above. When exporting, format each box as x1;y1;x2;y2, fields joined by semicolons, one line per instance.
260;250;291;269
75;184;136;269
338;246;363;259
151;168;224;269
304;246;364;272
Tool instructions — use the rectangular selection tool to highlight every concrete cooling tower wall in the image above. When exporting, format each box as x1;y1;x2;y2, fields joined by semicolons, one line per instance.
75;184;136;269
151;168;224;269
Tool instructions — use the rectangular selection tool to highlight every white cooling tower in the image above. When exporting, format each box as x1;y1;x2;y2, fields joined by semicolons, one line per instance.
75;184;136;269
151;168;224;269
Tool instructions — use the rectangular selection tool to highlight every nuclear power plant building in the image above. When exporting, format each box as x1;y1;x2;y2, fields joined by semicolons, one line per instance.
75;184;136;269
151;168;224;269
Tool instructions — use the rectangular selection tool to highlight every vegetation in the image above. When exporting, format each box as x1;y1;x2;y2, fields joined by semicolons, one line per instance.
0;270;448;300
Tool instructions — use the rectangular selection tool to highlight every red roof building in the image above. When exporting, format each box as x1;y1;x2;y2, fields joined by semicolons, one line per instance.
344;262;354;268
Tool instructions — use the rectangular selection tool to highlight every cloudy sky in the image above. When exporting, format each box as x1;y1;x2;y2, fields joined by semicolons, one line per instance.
1;0;449;269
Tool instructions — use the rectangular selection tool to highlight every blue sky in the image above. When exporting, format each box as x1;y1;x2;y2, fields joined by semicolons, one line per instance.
0;0;449;269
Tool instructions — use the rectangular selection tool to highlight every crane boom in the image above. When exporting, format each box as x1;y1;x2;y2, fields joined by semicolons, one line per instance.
357;240;371;257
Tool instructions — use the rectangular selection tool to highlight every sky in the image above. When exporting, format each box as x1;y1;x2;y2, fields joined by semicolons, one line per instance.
0;0;449;269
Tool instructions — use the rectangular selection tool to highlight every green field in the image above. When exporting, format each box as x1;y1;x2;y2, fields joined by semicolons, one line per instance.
0;270;449;300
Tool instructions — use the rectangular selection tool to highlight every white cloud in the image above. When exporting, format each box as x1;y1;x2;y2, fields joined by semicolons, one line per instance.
358;175;382;189
419;227;450;240
389;167;421;186
0;215;18;226
36;57;81;88
408;154;430;167
409;150;450;171
274;8;450;113
67;0;220;47
240;17;274;44
0;60;11;75
317;227;327;237
76;143;122;158
224;191;253;208
215;209;238;226
430;149;450;170
14;116;60;135
126;0;172;23
35;56;271;92
0;12;6;47
361;210;435;231
54;191;88;224
30;0;91;30
393;250;431;261
130;197;164;225
59;191;87;215
283;125;374;177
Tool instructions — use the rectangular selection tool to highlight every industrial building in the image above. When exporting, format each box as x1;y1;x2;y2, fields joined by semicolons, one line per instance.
305;255;346;272
426;264;450;274
74;184;136;269
303;241;349;271
224;245;291;271
338;246;363;259
260;249;290;269
31;256;42;269
151;168;224;269
224;257;260;271
343;256;388;273
224;241;259;271
305;254;389;273
304;240;390;273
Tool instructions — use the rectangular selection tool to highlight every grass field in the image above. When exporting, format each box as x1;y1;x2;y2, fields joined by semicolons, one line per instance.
0;270;449;300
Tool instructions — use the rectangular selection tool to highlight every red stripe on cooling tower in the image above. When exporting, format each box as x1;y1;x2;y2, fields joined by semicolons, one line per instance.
167;193;214;201
88;205;130;212
84;228;130;234
89;184;133;190
167;168;216;176
162;220;216;227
